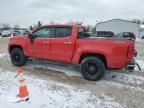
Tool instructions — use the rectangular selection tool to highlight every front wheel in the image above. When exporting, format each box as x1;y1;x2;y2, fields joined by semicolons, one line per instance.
10;48;27;66
80;57;105;81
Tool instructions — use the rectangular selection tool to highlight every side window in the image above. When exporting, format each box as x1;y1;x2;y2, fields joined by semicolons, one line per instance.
32;27;54;38
55;27;72;38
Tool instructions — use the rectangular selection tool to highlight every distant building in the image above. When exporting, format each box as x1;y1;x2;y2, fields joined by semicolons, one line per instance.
96;19;140;38
140;25;144;38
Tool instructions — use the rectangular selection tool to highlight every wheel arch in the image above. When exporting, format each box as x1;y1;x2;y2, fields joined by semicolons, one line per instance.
79;53;107;68
9;45;23;53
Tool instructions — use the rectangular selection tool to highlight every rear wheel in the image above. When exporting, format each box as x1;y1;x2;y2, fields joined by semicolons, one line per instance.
80;57;105;81
10;48;27;66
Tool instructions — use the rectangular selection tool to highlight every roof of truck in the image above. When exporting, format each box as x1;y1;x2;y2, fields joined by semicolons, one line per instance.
42;24;84;27
43;24;74;27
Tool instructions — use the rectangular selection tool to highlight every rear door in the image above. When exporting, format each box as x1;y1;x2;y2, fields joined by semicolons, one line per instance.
50;26;75;63
27;27;54;59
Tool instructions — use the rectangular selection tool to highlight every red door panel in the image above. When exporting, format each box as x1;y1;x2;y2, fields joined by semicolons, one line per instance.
50;37;75;63
28;38;50;59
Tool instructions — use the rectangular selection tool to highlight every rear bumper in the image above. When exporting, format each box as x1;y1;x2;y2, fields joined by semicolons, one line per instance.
125;59;135;69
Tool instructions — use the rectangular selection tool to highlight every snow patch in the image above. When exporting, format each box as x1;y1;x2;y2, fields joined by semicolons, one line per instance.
136;38;144;42
104;71;144;89
26;59;81;77
0;53;7;58
25;59;144;89
0;70;124;108
135;59;144;71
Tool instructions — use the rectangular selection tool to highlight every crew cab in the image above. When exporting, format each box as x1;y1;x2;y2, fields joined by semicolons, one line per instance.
8;24;135;81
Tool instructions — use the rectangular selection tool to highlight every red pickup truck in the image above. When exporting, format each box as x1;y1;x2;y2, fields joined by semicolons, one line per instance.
8;24;135;81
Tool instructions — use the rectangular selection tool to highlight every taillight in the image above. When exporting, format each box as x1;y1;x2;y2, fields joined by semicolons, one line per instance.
127;46;134;59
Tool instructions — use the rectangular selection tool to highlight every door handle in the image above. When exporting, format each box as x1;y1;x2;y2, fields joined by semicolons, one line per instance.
43;41;50;44
64;42;72;45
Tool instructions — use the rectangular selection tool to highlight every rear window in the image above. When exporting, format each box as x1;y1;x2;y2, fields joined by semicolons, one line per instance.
55;27;72;38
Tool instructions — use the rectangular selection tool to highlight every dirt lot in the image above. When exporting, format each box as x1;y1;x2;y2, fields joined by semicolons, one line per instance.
0;37;144;108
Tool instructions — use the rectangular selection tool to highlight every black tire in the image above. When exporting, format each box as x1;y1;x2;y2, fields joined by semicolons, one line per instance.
10;48;27;66
80;57;105;81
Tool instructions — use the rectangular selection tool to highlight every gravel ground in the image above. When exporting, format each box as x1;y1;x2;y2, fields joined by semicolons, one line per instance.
0;37;144;108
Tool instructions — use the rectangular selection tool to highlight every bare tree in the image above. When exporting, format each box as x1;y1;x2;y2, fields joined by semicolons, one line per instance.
29;21;43;31
49;21;55;24
29;26;34;31
66;20;81;24
33;24;38;30
131;19;141;24
14;25;20;30
1;23;11;30
92;26;96;32
141;18;144;24
85;25;91;32
37;21;42;28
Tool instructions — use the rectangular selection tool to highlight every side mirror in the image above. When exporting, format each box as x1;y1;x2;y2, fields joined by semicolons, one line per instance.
28;34;37;39
28;34;32;38
28;34;36;43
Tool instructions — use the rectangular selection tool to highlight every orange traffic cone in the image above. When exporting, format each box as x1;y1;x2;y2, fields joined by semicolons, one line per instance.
17;67;29;101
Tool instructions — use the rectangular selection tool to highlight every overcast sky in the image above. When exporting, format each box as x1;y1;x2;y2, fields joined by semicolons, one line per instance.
0;0;144;28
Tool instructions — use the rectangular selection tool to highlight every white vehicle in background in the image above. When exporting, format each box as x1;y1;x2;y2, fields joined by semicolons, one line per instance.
1;30;11;37
11;30;22;36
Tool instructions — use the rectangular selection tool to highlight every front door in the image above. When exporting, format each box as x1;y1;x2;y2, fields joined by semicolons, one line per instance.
28;27;54;59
